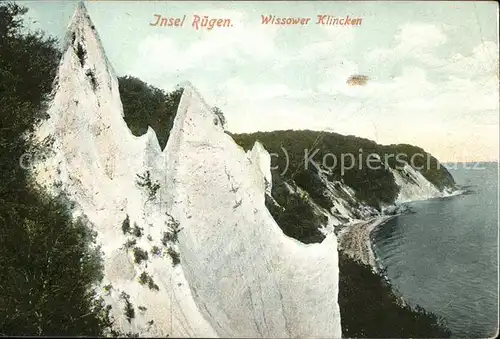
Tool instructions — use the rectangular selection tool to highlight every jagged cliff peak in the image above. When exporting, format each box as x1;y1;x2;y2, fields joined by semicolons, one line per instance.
57;1;117;103
164;76;342;337
32;3;343;337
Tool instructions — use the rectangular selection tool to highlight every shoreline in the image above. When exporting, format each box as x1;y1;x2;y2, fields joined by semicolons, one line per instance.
338;187;466;272
338;215;395;272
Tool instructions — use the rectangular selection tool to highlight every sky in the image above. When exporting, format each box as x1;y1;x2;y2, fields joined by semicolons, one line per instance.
17;0;499;162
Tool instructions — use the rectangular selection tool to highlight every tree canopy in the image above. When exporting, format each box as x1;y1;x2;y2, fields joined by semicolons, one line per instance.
118;76;228;149
232;130;455;208
0;3;111;335
118;75;183;150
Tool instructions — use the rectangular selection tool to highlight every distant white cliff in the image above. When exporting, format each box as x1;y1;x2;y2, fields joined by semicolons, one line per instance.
390;164;458;204
32;3;342;337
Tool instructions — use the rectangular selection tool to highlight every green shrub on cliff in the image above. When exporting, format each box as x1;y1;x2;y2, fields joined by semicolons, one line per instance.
381;143;455;190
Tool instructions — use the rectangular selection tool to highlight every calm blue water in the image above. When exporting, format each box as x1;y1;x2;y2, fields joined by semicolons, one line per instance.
373;162;498;337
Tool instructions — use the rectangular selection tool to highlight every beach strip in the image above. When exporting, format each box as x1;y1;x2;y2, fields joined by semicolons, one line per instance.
338;216;395;272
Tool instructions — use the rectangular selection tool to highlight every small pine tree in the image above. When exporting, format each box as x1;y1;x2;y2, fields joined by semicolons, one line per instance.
167;247;180;266
120;292;135;324
212;106;226;129
122;215;131;234
136;171;160;200
133;247;149;264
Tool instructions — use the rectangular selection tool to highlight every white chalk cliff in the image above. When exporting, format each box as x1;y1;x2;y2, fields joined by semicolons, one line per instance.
390;164;458;204
32;3;342;337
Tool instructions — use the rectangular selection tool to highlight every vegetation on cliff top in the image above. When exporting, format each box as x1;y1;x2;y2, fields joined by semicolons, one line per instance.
232;130;455;209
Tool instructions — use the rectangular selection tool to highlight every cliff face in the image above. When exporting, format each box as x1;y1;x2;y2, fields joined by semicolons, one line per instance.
165;87;341;337
33;3;213;336
31;3;342;337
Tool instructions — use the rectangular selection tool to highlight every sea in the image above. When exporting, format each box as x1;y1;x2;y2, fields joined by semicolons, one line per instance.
372;162;499;338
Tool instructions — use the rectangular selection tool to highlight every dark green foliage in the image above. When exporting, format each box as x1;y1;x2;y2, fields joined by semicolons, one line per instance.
138;271;159;291
0;3;112;336
162;232;174;246
108;329;139;338
122;217;142;238
120;292;135;324
147;279;159;291
162;215;182;245
0;5;59;135
264;172;326;243
123;238;137;249
133;247;149;264
0;3;59;195
0;193;113;336
132;222;143;238
167;247;180;266
139;271;160;291
213;106;226;129
75;41;86;67
85;68;98;91
118;76;183;150
338;251;451;338
136;170;160;200
121;214;131;234
293;167;334;210
138;271;149;285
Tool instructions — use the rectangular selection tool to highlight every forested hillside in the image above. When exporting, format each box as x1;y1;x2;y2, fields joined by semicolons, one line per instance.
232;130;455;208
0;3;112;336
